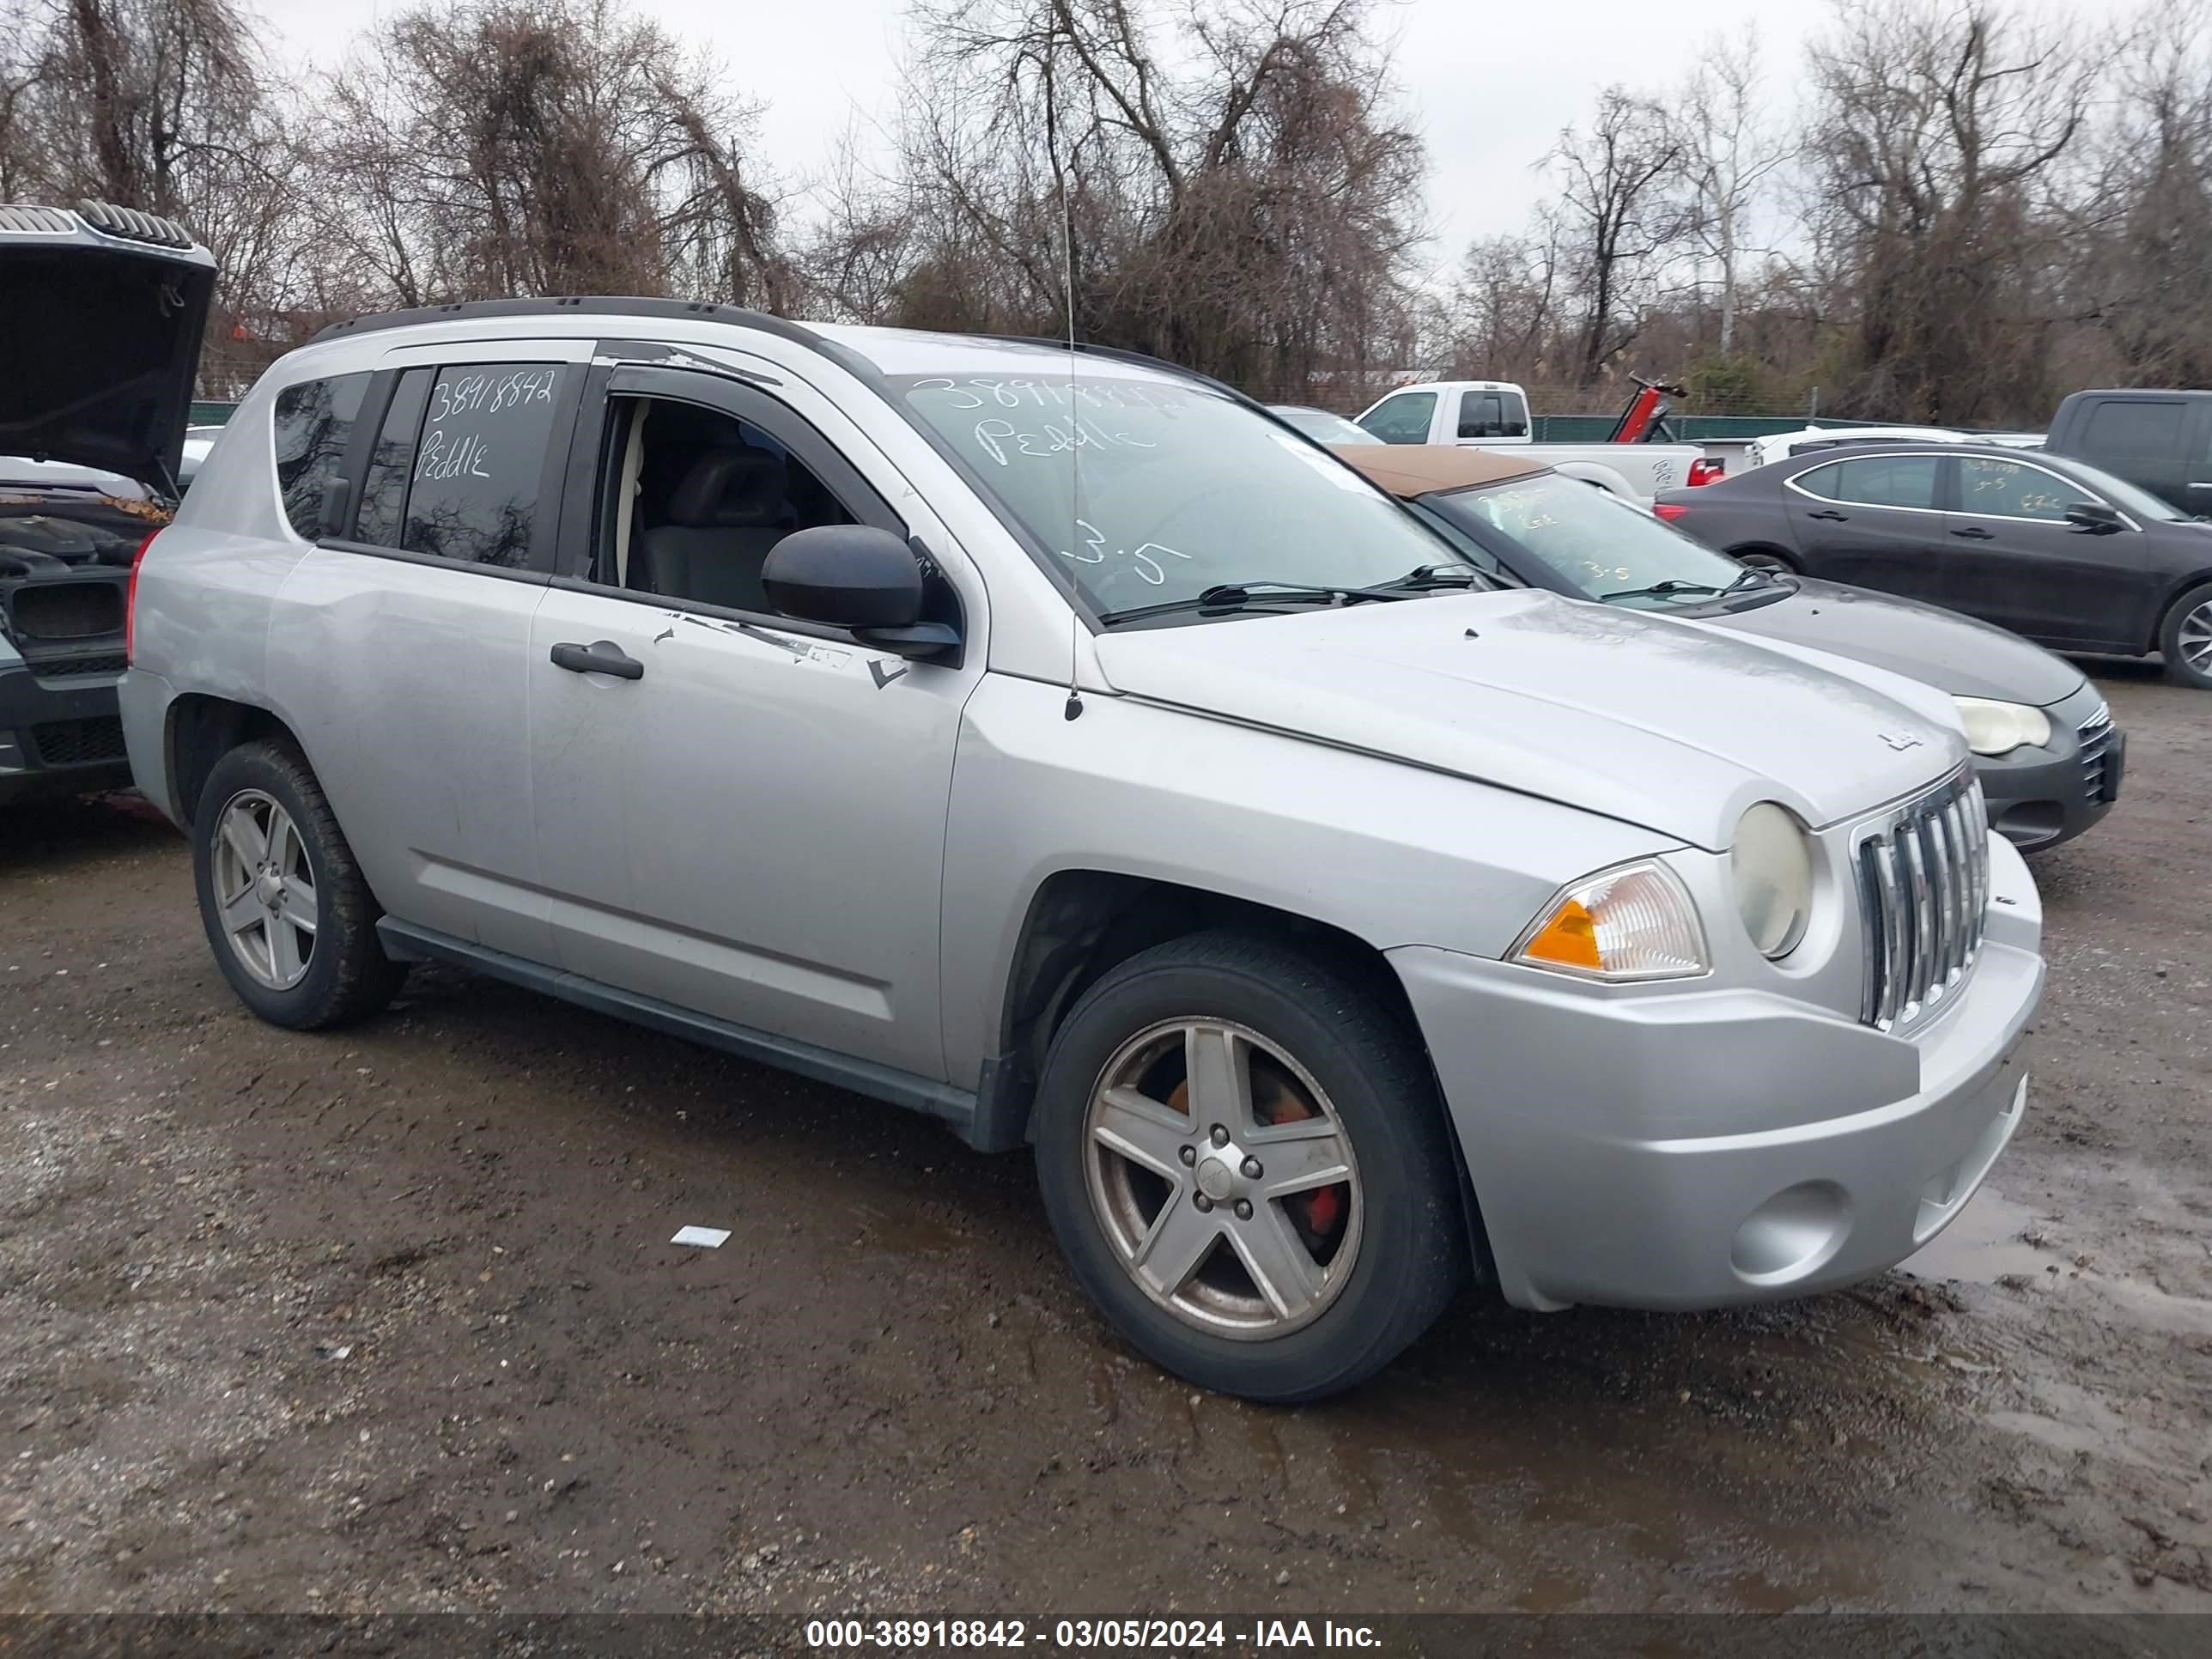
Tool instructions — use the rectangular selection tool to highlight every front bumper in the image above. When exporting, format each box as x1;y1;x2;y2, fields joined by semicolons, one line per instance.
1975;683;2122;852
0;659;132;803
1393;835;2044;1312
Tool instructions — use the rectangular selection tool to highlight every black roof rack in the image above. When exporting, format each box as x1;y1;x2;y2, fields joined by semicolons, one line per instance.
308;294;823;347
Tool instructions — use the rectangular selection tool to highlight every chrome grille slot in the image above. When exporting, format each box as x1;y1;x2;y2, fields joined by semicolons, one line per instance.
1857;771;1988;1030
2077;707;2118;805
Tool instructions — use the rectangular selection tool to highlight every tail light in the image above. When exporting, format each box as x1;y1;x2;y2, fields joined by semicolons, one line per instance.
1652;502;1691;522
1686;458;1725;487
125;529;160;664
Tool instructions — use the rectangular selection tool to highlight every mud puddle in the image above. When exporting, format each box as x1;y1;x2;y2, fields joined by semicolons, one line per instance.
1905;1186;2212;1339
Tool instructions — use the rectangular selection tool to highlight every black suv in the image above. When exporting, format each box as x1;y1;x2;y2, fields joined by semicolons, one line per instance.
0;203;212;803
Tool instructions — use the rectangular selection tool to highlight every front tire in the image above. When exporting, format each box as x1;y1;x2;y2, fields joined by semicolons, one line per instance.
2159;581;2212;690
191;740;405;1030
1032;931;1465;1402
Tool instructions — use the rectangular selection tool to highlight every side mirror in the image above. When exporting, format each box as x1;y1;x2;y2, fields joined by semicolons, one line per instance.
2063;501;2124;533
762;525;962;662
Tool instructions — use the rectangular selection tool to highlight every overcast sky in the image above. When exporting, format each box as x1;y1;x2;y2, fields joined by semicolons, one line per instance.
258;0;2074;282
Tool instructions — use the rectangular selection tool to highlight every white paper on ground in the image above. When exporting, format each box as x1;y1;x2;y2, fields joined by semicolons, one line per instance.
670;1225;731;1249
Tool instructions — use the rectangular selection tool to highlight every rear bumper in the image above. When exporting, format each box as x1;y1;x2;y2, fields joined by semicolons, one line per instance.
0;659;132;802
1393;838;2044;1312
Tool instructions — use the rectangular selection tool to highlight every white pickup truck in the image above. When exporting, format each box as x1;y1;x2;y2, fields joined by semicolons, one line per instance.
1354;380;1716;505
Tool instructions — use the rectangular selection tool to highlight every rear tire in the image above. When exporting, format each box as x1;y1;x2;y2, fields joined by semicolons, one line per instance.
1730;547;1799;574
1032;930;1465;1403
191;740;406;1030
2158;581;2212;690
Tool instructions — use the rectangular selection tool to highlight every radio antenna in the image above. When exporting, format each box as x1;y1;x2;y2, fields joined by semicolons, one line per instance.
1048;64;1085;721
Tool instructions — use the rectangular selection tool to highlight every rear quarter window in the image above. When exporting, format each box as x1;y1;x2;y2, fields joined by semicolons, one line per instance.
272;373;372;538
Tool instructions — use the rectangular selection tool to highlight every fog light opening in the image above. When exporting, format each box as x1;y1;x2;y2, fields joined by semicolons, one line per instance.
1730;1181;1851;1286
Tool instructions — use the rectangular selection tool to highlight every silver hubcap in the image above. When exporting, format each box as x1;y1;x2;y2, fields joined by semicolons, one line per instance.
1083;1018;1361;1340
211;789;318;990
2179;599;2212;674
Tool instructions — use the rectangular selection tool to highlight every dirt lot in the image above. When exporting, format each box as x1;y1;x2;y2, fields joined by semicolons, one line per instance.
1;663;2207;1620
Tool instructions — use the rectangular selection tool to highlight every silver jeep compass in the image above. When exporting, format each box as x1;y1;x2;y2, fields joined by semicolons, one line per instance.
113;289;2044;1401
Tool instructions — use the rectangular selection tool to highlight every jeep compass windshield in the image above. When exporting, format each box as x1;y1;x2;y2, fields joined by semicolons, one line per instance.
894;373;1463;619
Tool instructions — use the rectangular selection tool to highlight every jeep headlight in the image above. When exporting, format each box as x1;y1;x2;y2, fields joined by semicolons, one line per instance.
1953;697;2051;757
1513;860;1709;981
1732;802;1814;958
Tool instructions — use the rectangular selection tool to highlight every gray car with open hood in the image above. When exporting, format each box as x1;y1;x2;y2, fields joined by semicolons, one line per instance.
121;304;2044;1400
1;202;211;802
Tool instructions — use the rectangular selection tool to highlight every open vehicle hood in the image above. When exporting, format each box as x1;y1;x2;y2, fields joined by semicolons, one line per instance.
0;203;215;492
1700;579;2084;707
1091;590;1967;852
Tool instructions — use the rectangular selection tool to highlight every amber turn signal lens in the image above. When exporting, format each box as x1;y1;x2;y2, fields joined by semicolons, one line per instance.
1519;899;1603;970
1510;860;1710;982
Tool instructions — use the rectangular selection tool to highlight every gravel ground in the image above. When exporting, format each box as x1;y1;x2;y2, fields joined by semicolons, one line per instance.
0;662;2206;1618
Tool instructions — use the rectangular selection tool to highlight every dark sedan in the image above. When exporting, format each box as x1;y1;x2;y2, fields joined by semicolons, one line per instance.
1653;442;2212;690
1335;445;2122;852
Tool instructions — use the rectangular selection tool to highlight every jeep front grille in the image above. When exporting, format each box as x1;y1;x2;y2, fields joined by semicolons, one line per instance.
1857;770;1989;1031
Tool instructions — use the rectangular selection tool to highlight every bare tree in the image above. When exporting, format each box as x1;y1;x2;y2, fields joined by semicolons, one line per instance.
1673;29;1793;357
1446;226;1560;383
1545;88;1686;386
1801;0;2094;422
2071;0;2212;385
309;0;786;310
851;0;1425;395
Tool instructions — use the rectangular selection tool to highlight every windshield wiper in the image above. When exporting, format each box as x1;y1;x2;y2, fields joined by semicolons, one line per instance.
1721;566;1775;592
1596;577;1725;603
1372;562;1483;592
1097;580;1418;625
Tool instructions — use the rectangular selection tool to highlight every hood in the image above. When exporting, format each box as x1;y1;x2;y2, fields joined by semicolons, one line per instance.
0;203;216;492
1698;579;2085;706
1091;591;1967;852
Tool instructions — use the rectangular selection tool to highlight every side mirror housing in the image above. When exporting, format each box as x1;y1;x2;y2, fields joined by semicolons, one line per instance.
2064;501;2124;533
762;525;962;662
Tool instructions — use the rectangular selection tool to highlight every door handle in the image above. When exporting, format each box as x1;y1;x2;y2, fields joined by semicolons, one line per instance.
1807;509;1849;521
1949;526;1996;540
550;640;644;680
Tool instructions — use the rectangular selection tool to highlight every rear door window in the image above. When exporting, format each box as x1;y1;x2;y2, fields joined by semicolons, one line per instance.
1358;392;1437;445
272;373;372;538
1456;388;1528;438
349;362;568;567
2079;399;2188;469
1793;454;1942;510
405;365;566;566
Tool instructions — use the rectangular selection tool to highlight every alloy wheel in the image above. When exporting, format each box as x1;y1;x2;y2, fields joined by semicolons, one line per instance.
1082;1018;1362;1340
210;789;319;990
2179;598;2212;676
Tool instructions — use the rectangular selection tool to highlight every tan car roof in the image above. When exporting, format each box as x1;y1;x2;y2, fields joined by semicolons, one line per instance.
1329;443;1548;498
